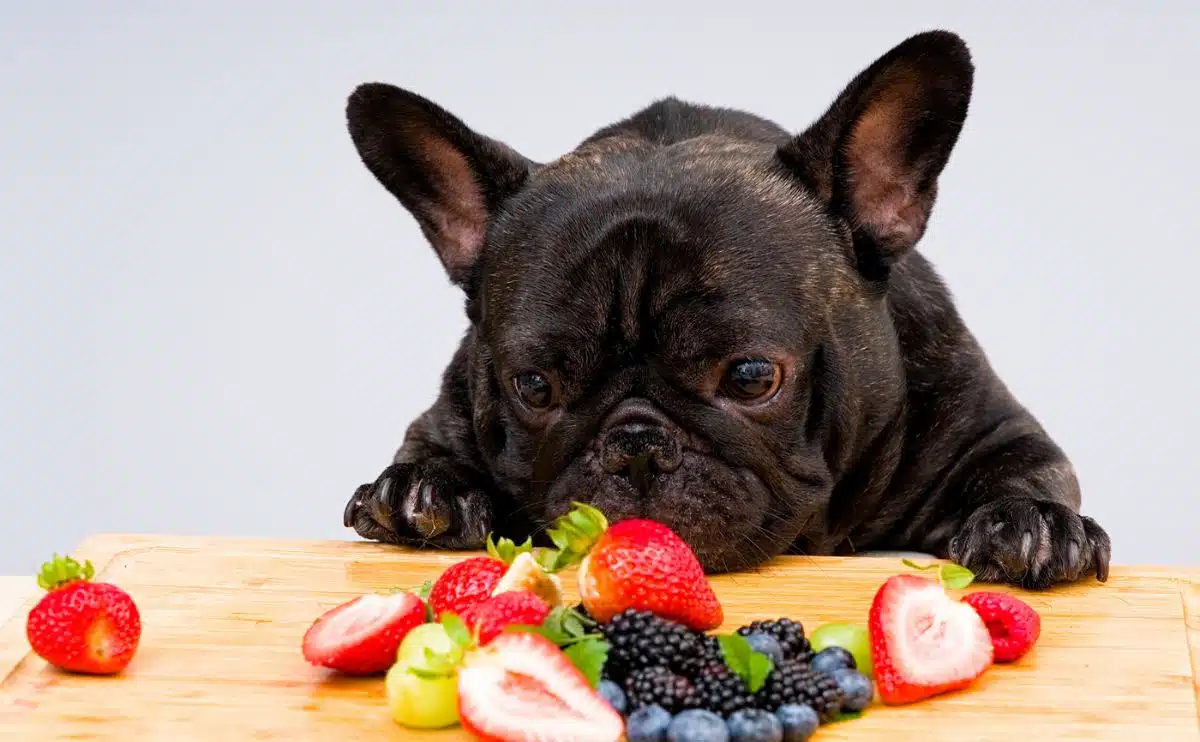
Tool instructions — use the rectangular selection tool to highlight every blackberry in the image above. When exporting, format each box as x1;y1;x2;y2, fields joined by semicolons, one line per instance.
601;609;703;682
755;660;844;721
624;666;696;714
679;632;724;677
736;618;813;663
689;661;756;718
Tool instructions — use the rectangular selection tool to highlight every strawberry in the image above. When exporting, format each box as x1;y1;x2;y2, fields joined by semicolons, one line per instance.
459;590;552;645
962;591;1041;663
537;503;723;631
301;590;426;675
428;535;535;619
457;630;624;742
868;574;994;705
25;553;141;675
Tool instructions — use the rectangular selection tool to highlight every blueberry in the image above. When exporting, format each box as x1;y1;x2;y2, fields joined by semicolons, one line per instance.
598;679;628;715
726;708;783;742
666;708;730;742
810;646;856;676
832;668;874;712
774;704;820;742
627;704;673;742
743;632;785;667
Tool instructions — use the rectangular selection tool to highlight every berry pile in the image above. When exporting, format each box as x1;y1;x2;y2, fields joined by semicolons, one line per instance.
593;607;874;740
292;501;1045;742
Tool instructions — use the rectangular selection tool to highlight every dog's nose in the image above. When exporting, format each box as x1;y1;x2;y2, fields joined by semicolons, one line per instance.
599;399;683;485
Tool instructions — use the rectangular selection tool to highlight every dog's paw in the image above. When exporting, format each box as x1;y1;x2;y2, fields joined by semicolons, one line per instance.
948;498;1111;590
343;459;492;550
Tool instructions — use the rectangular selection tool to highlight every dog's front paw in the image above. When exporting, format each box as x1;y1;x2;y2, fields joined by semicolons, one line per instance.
948;498;1111;589
343;458;493;550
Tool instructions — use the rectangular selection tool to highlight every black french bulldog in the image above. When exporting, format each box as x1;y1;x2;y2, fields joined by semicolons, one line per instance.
340;30;1110;590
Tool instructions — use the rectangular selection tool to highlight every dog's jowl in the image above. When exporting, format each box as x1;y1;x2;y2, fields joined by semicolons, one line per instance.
340;30;1110;589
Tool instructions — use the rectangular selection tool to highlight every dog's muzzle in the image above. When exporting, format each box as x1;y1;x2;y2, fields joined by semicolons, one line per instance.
598;398;683;492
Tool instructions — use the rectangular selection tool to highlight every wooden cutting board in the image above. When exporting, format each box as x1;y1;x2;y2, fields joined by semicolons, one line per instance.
0;534;1197;741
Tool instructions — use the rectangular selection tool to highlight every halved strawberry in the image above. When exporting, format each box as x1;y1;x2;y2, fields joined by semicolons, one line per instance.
868;574;994;705
457;631;624;742
301;591;426;675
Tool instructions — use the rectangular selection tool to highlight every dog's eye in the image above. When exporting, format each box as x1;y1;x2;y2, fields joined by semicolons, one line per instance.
512;372;555;410
721;358;780;402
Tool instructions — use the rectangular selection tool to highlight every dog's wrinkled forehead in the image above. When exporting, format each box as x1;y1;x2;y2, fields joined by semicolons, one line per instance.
478;136;855;370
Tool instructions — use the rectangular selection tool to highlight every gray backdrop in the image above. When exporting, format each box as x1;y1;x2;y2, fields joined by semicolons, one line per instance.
2;2;1196;574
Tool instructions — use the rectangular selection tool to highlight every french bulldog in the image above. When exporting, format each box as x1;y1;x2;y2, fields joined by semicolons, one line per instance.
340;30;1110;590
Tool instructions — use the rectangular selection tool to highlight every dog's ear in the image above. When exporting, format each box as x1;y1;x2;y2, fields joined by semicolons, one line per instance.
346;83;537;287
778;30;973;280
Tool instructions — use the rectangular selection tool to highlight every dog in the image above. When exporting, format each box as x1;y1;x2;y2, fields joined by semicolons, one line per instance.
340;30;1110;590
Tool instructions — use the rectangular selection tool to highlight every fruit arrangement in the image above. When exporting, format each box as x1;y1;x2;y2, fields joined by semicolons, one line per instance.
295;503;1045;741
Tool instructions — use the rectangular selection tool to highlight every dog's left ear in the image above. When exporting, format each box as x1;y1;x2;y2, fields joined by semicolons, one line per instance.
778;30;973;279
346;83;538;288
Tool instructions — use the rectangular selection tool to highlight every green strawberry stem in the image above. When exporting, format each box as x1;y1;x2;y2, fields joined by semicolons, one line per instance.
485;534;534;565
535;502;609;574
36;553;95;591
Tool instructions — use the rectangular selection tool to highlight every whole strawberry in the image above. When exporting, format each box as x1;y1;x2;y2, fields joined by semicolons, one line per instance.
25;554;141;675
540;503;723;631
459;590;552;644
962;591;1042;663
429;557;507;619
428;535;537;619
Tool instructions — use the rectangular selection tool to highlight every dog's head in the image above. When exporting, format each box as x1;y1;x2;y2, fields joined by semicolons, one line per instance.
346;31;973;571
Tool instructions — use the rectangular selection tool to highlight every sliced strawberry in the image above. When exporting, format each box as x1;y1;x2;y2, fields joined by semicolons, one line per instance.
457;631;624;742
302;591;426;675
962;591;1041;663
869;574;994;705
460;590;551;645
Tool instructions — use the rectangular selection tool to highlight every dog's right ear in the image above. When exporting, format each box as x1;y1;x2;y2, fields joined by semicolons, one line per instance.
346;83;537;287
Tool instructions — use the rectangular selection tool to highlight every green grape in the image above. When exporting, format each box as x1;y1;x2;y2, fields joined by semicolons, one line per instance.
810;622;873;677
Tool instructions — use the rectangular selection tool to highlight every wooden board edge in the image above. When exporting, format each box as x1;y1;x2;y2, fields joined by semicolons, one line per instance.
1176;571;1200;727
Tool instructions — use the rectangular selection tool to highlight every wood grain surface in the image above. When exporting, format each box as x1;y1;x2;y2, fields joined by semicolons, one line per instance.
0;534;1196;741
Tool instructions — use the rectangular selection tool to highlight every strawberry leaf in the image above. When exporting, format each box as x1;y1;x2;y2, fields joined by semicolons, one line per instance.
546;526;574;552
718;633;774;693
832;710;864;723
36;554;95;591
441;613;472;648
511;605;599;647
545;502;609;558
939;563;975;589
563;636;609;688
901;558;938;571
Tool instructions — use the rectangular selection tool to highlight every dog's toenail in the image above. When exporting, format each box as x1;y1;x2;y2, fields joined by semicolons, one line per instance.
343;496;360;528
